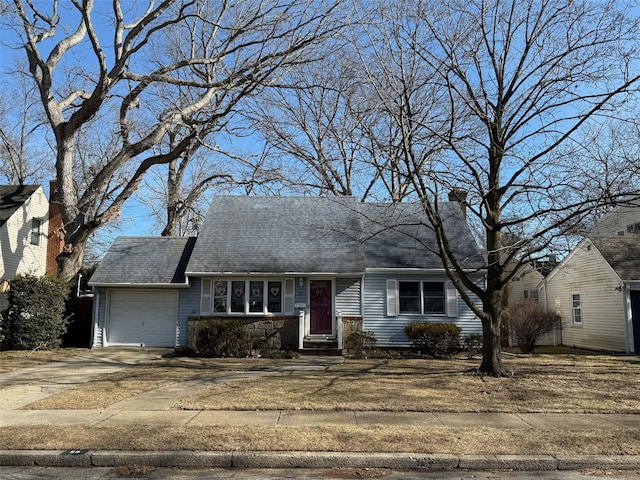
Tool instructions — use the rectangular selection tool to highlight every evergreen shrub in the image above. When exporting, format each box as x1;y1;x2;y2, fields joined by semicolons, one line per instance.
196;319;252;357
344;330;377;357
1;275;70;350
404;321;461;356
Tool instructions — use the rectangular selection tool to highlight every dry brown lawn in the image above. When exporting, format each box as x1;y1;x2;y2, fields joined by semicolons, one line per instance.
1;425;639;455
23;353;640;414
0;348;87;374
3;350;640;454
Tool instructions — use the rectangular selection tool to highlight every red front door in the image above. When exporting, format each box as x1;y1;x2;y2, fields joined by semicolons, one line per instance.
310;280;332;334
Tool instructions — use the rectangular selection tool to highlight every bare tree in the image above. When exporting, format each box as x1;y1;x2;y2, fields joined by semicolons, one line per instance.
0;68;51;185
373;0;640;375
247;55;386;200
4;0;341;279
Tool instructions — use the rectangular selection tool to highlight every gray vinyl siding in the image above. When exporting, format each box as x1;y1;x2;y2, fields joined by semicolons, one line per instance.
93;288;107;347
177;279;201;347
336;278;361;316
544;242;628;352
363;273;482;347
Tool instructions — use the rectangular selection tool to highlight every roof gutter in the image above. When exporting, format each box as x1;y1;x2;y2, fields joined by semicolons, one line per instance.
87;282;190;289
365;267;485;275
185;271;366;277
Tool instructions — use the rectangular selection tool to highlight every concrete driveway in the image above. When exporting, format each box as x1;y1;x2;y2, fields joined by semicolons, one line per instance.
0;348;169;410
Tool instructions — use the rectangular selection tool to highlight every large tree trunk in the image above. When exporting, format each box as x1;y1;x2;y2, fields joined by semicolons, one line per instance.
57;242;86;281
479;190;507;376
161;159;180;237
479;291;506;376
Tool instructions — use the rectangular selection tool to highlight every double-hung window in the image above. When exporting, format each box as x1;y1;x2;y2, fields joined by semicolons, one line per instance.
30;219;42;245
204;279;284;315
396;280;447;315
399;281;421;313
571;293;582;325
524;289;539;303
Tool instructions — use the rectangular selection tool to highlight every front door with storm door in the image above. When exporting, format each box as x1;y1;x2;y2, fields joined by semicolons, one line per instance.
309;280;332;335
631;290;640;353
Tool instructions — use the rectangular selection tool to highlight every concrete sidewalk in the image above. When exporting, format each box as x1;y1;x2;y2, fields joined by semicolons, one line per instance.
1;349;640;471
2;408;640;431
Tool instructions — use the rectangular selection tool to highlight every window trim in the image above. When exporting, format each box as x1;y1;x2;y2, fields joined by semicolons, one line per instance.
30;218;42;246
388;279;455;317
570;292;582;326
202;278;288;316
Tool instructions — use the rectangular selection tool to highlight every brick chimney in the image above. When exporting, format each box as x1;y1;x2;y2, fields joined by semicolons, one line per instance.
448;187;468;220
45;180;65;276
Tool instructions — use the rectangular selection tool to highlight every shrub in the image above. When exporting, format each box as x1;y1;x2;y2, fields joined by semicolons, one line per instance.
404;322;461;357
196;319;252;357
463;333;483;359
344;331;377;357
506;299;562;354
1;275;70;350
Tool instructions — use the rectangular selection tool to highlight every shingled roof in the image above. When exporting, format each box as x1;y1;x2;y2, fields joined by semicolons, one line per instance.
0;185;40;228
89;237;196;286
186;196;366;275
590;237;640;282
185;196;483;275
358;202;484;270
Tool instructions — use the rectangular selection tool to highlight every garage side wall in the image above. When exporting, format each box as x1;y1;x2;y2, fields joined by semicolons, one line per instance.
178;278;202;348
92;288;107;347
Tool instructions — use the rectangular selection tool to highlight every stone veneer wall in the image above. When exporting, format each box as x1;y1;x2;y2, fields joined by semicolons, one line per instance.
188;316;299;352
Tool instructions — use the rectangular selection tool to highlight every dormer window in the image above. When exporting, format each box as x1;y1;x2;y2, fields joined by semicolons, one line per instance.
30;219;42;245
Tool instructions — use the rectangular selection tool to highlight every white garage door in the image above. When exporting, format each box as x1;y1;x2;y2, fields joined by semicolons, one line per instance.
107;290;178;347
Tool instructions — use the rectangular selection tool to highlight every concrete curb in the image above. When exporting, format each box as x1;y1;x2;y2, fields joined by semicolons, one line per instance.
1;450;640;471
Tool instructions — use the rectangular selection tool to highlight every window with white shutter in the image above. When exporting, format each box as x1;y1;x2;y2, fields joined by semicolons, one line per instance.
446;280;458;317
386;279;398;317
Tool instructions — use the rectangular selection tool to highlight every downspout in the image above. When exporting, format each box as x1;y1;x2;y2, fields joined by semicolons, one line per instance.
90;289;99;348
622;283;633;354
361;274;366;328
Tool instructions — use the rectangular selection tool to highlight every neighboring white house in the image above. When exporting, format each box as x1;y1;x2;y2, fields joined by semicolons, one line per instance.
539;237;640;353
0;185;50;281
506;257;560;346
590;201;640;237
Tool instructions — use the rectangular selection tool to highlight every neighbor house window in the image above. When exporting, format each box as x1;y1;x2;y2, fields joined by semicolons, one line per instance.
203;279;284;315
397;281;447;315
524;289;539;303
627;222;640;234
30;219;42;245
571;293;582;325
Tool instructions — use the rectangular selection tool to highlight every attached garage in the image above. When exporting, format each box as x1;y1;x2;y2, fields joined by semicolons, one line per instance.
106;289;178;347
88;237;196;348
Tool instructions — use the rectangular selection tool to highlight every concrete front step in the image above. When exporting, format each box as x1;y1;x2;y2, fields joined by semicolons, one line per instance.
298;348;343;356
301;339;341;356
